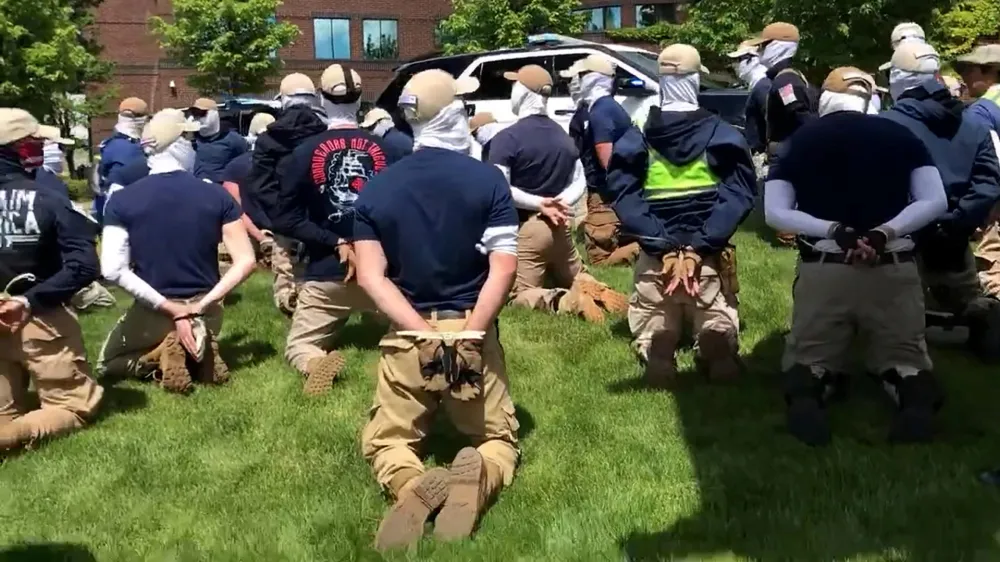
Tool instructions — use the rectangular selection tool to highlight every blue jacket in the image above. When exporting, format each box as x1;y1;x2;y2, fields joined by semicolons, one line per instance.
98;132;145;194
606;108;756;256
34;169;71;200
744;77;771;153
383;128;414;161
194;129;248;183
882;81;1000;234
967;96;1000;134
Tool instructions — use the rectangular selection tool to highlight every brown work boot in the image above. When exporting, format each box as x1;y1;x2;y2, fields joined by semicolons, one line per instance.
698;331;740;382
557;283;605;323
159;332;193;394
645;331;679;389
136;338;170;380
193;336;230;385
776;231;797;247
575;277;629;316
434;447;491;542
605;242;641;266
304;352;346;396
375;467;451;552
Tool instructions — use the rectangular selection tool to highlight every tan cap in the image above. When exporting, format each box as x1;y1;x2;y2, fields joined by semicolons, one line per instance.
658;44;709;75
248;113;275;135
747;22;800;46
559;60;586;79
191;98;218;111
891;42;940;73
576;54;615;77
727;40;759;59
503;64;554;96
360;108;392;128
279;73;316;96
398;70;480;123
118;97;148;116
141;108;201;153
37;125;74;145
0;108;41;145
469;112;497;132
956;44;1000;66
891;22;925;46
320;64;362;95
822;67;876;97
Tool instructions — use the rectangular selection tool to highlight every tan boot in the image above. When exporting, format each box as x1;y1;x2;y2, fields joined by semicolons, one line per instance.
557;284;605;323
159;332;193;394
698;330;740;382
645;331;679;389
605;242;641;266
575;277;629;316
303;352;346;396
136;337;171;380
193;336;230;385
374;467;451;552
434;447;494;542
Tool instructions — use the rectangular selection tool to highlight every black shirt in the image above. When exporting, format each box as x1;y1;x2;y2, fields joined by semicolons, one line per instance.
222;152;271;230
765;60;818;144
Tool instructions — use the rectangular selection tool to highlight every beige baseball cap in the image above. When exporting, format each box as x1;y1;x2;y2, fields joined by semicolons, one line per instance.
747;22;800;46
0;109;69;146
118;97;149;117
956;44;1000;66
398;70;480;123
658;44;710;75
191;98;218;111
248;113;275;135
279;73;316;96
504;64;554;96
823;67;876;97
573;54;615;78
141;108;201;153
727;40;759;59
891;22;926;46
469;112;497;132
37;125;74;145
320;64;362;96
360;107;392;128
891;42;941;73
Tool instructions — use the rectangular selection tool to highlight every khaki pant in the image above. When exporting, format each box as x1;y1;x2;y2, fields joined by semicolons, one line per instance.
582;193;635;266
629;251;739;360
361;318;519;496
97;297;224;379
918;245;983;314
782;260;932;374
285;280;376;374
510;214;585;310
271;234;301;313
70;281;116;310
0;305;103;448
975;221;1000;299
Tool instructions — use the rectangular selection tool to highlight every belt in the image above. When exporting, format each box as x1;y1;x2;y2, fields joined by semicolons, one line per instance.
419;310;470;321
799;250;915;266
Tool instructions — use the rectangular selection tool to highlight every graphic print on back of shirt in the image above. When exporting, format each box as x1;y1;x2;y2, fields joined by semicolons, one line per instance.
0;189;40;248
309;136;387;222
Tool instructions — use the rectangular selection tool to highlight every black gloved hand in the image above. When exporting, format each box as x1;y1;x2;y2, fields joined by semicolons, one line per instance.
829;223;860;253
862;228;892;255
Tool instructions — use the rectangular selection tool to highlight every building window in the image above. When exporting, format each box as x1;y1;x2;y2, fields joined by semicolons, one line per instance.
635;4;679;27
576;6;622;32
363;19;399;60
314;18;350;60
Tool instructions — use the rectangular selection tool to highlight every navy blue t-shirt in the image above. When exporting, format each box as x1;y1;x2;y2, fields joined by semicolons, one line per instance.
108;158;149;188
222;152;271;230
570;96;631;195
34;169;70;200
383;128;414;162
104;171;241;298
194;130;248;183
354;148;518;312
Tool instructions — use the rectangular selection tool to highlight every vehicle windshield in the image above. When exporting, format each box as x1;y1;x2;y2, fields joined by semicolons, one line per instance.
615;49;733;90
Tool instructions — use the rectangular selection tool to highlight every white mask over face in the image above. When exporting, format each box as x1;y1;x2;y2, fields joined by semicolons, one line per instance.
579;72;615;110
889;68;939;101
147;136;196;175
760;40;799;68
281;93;319;110
43;142;64;175
659;73;700;112
198;110;221;136
115;114;146;139
818;91;871;116
569;74;583;104
736;56;768;89
510;81;548;118
322;99;361;128
411;101;473;154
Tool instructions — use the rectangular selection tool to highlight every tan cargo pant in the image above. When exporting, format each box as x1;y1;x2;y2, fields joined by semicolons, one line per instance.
510;214;585;310
976;221;1000;298
271;234;300;313
782;260;932;374
285;280;377;374
97;297;224;379
361;317;519;497
582;193;637;266
629;251;739;360
0;305;103;449
917;246;983;314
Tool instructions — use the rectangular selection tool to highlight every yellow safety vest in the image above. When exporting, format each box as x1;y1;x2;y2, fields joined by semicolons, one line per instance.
984;84;1000;104
644;152;719;200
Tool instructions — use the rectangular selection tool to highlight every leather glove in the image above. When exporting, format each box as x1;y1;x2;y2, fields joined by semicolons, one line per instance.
451;339;485;401
862;227;894;256
416;339;449;392
679;248;702;280
661;250;681;281
829;223;860;252
337;243;357;283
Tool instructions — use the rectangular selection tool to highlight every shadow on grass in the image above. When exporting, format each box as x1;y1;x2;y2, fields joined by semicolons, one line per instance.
218;331;277;370
424;405;536;468
224;292;243;306
335;316;389;351
0;543;96;562
96;385;148;421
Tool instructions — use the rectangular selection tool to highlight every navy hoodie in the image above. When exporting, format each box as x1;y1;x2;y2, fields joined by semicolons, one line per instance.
606;108;756;256
194;129;248;183
882;81;1000;234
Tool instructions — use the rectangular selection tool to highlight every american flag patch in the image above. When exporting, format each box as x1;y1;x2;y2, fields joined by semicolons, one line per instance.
779;84;797;105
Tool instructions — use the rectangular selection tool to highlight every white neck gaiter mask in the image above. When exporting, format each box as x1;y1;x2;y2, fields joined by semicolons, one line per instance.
114;114;146;139
281;93;319;110
569;74;583;105
198;110;221;137
322;99;360;128
659;73;700;112
147;137;196;175
889;68;938;101
580;72;615;110
510;81;548;119
736;56;769;89
818;91;870;116
412;101;473;154
760;40;799;69
43;142;63;175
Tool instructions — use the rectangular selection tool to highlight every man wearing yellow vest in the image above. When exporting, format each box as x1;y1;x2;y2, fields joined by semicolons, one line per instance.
607;44;756;387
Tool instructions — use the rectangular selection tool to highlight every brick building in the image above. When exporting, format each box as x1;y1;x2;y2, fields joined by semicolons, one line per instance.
91;0;686;142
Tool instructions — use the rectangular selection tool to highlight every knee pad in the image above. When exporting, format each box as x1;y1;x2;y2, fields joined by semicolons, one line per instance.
881;369;944;412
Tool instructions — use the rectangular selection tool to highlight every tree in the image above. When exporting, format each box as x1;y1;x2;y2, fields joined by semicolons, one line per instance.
150;0;300;96
930;0;1000;59
0;0;113;121
438;0;587;54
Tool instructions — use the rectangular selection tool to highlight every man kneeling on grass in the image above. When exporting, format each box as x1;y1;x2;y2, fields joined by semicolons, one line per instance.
96;109;256;393
354;70;520;551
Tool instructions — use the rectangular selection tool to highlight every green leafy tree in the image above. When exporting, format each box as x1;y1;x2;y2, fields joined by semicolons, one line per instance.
439;0;587;54
365;34;399;60
150;0;300;96
931;0;1000;59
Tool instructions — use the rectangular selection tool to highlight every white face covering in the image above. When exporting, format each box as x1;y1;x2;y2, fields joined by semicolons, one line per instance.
147;136;196;175
818;91;870;117
371;118;393;138
115;114;147;139
510;81;548;118
569;74;583;104
322;99;361;128
735;56;768;89
889;68;939;101
281;93;319;109
43;142;63;175
580;72;615;110
197;110;221;136
659;73;700;112
760;40;799;69
891;35;926;50
411;101;473;154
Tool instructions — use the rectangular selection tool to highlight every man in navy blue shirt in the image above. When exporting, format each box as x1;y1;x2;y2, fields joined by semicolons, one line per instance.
0;108;103;454
765;67;949;446
189;98;248;183
98;109;257;394
361;107;413;161
273;64;400;396
727;42;771;155
97;97;148;225
353;69;520;551
106;158;149;202
561;55;641;266
488;64;628;323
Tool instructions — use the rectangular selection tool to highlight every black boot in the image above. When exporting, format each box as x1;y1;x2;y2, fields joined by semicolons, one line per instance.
966;298;1000;363
784;364;832;447
884;369;944;444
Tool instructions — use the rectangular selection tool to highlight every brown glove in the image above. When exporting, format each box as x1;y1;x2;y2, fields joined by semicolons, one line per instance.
661;251;681;282
721;246;740;295
665;248;702;297
416;339;449;392
450;339;484;401
337;243;357;283
258;231;275;268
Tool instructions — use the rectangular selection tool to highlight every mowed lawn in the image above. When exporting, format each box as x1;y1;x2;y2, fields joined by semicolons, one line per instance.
4;216;1000;562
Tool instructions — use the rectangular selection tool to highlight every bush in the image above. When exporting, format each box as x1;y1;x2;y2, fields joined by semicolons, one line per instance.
66;178;90;202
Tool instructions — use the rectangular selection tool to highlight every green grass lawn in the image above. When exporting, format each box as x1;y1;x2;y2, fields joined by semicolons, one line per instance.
3;219;1000;562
